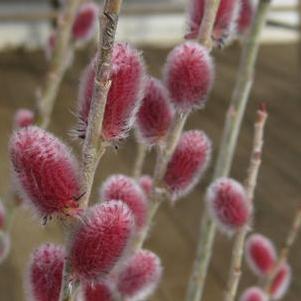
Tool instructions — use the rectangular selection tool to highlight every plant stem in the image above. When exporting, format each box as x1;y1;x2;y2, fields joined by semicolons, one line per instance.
132;142;147;179
224;107;268;301
60;1;123;300
186;1;272;301
37;0;82;129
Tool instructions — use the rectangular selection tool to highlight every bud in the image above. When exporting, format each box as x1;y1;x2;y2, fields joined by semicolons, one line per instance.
9;126;81;218
270;263;292;300
14;109;34;128
239;287;268;301
100;175;148;231
0;201;5;229
164;130;211;201
27;243;65;301
82;281;113;301
206;177;251;234
163;42;214;113
0;232;10;263
136;77;174;145
72;2;99;43
76;42;145;141
245;234;277;277
138;175;153;197
186;0;241;46
70;201;134;281
237;0;254;36
45;31;57;61
117;249;162;301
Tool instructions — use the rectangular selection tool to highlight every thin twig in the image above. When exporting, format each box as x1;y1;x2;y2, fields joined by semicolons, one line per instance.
224;107;268;301
132;143;147;179
186;1;272;301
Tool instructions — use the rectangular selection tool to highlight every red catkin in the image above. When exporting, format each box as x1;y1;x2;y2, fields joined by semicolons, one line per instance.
27;243;65;301
163;130;211;201
14;109;34;128
270;263;292;300
117;249;162;301
163;42;214;113
72;2;99;43
69;201;134;281
206;177;252;234
138;175;153;197
239;287;268;301
77;42;145;141
237;0;255;36
186;0;241;46
81;281;113;301
100;175;148;231
0;201;5;229
136;77;174;145
9;126;81;218
0;232;10;263
245;233;277;277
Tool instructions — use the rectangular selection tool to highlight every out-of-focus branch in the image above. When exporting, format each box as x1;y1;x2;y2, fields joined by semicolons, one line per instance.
132;143;147;179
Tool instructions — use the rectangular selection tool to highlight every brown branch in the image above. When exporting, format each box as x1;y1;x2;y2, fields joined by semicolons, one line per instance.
132;143;147;179
224;107;268;301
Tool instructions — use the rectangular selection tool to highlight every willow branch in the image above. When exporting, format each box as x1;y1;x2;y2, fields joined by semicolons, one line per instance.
132;142;147;179
186;1;272;301
224;107;268;301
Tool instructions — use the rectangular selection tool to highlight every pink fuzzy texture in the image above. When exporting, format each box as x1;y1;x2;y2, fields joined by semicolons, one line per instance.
0;201;5;229
206;177;251;234
27;243;65;301
9;126;81;217
270;263;292;300
100;175;148;231
136;77;174;145
77;42;145;141
117;249;162;301
0;232;10;263
245;234;277;277
237;0;254;35
138;175;153;197
163;130;211;201
164;42;214;113
72;2;99;42
239;287;268;301
82;281;113;301
186;0;241;46
14;109;34;128
69;201;134;281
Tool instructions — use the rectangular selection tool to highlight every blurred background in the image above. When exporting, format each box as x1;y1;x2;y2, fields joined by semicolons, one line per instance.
0;0;300;300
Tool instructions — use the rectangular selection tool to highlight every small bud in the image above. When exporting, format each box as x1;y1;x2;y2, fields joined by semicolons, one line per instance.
0;232;10;263
100;175;148;231
239;287;268;301
14;109;34;128
186;0;241;46
245;234;277;277
117;249;162;301
237;0;255;36
70;201;134;281
163;42;214;113
27;243;65;301
136;77;174;145
0;201;5;229
206;178;251;234
82;281;113;301
270;263;292;300
138;175;153;197
72;2;99;43
45;31;57;61
9;126;81;218
164;130;211;201
76;42;145;141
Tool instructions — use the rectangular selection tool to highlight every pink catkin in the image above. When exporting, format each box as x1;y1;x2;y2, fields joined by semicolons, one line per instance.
239;287;268;301
0;201;5;229
270;263;292;300
186;0;241;46
117;249;162;301
206;177;251;234
100;175;148;231
69;201;134;281
72;2;99;42
136;77;174;145
14;109;34;128
237;0;254;36
138;175;153;197
9;126;81;218
82;281;113;301
163;130;211;201
163;42;214;113
27;243;65;301
0;232;10;263
77;42;145;141
245;234;277;277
